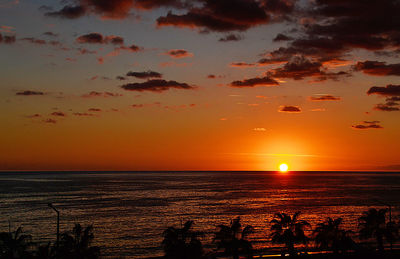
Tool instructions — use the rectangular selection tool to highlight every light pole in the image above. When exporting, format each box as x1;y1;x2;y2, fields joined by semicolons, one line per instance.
48;203;60;249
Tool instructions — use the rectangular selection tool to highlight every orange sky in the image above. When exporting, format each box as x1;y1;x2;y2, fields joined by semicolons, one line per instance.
1;0;399;171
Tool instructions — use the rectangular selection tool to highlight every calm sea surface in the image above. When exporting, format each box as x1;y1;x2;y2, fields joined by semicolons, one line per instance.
1;171;399;258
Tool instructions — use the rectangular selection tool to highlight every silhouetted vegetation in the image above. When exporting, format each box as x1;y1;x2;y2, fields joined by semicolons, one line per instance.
162;220;204;259
313;217;355;255
0;224;99;259
213;217;253;259
0;227;32;259
270;212;310;256
1;207;400;258
358;208;398;253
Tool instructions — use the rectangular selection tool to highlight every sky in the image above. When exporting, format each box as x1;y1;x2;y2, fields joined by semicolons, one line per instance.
0;0;399;171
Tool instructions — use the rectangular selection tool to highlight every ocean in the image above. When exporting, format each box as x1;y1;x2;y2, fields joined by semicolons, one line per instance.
0;171;399;258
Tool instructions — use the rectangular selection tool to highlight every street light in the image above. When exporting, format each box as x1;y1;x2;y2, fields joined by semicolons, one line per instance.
48;203;60;249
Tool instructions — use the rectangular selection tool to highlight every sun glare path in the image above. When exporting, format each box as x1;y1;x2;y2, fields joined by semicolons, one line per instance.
279;163;289;173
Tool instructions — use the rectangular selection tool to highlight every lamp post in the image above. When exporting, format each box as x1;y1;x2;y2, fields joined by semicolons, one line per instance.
48;203;60;249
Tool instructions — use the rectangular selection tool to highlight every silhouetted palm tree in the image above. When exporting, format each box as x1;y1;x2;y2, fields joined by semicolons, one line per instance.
359;208;398;253
58;224;100;259
213;217;254;259
270;212;310;256
34;242;55;259
0;226;33;259
162;220;204;259
313;217;355;254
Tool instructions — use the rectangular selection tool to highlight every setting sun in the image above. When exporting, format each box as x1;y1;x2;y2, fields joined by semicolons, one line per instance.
279;163;289;172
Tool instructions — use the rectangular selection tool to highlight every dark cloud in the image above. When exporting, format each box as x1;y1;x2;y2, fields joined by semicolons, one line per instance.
76;33;124;45
0;34;16;44
45;5;86;19
374;103;400;112
165;49;193;58
120;79;195;92
230;62;255;67
268;56;349;81
219;34;243;42
207;74;216;79
273;33;292;42
73;112;95;116
45;0;187;20
51;112;66;117
352;121;383;129
367;85;400;96
43;118;57;124
106;36;124;45
367;85;400;111
76;33;104;44
16;90;45;96
133;0;187;10
261;0;296;17
77;48;97;55
354;61;400;76
230;76;279;87
126;70;163;79
309;95;341;101
82;91;123;98
88;108;102;112
20;37;46;45
43;32;59;37
25;114;41;118
279;105;301;113
157;0;271;32
387;96;400;102
116;76;126;80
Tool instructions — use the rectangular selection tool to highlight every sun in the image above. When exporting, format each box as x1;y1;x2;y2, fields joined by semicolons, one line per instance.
279;163;289;173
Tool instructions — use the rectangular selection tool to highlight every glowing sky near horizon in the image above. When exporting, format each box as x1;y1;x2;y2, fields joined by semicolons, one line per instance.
0;0;399;171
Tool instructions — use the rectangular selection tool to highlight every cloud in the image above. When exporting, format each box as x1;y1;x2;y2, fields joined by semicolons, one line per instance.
45;0;186;20
230;76;279;87
88;108;101;112
51;111;66;117
374;103;400;112
126;70;162;79
76;33;124;45
82;91;123;98
207;74;216;79
132;102;161;108
279;105;301;113
164;49;193;58
0;33;16;44
367;84;400;96
309;95;341;101
268;56;349;81
352;121;383;129
43;31;58;37
273;33;292;42
45;5;86;19
77;48;97;55
120;79;195;92
43;118;57;124
230;62;256;68
25;114;41;118
73;112;95;116
16;90;45;96
354;61;400;76
367;85;400;111
157;0;271;32
219;34;243;42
